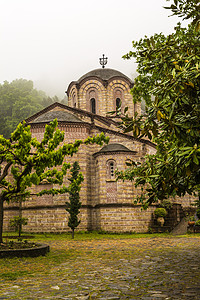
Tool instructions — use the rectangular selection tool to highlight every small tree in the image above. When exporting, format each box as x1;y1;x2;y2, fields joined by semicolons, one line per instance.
9;216;28;238
66;162;84;238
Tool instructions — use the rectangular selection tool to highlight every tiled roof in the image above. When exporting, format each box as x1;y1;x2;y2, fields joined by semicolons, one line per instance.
30;110;82;123
99;143;133;153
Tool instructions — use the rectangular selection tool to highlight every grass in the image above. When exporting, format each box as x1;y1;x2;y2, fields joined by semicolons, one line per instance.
3;230;173;241
0;231;200;300
0;231;200;283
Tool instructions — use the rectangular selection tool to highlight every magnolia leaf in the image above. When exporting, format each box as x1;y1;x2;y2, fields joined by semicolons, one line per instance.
195;21;200;32
193;154;199;165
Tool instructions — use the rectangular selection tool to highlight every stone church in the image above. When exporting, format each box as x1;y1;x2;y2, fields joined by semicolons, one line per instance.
4;64;195;233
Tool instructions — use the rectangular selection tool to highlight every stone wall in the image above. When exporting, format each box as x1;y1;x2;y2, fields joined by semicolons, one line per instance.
91;205;155;233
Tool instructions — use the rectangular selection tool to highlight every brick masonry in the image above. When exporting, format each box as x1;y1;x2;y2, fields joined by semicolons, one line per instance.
3;68;197;233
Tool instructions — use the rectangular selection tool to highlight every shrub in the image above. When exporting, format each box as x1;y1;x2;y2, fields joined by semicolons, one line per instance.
154;208;167;218
159;200;172;210
196;208;200;219
195;220;200;226
9;216;28;237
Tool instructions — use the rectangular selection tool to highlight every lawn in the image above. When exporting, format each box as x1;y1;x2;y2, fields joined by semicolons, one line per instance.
0;232;200;299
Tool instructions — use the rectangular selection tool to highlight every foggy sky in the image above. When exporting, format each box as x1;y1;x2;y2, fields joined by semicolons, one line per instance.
0;0;181;98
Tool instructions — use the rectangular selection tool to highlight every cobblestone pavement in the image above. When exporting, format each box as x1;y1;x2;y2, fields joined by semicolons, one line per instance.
0;236;200;299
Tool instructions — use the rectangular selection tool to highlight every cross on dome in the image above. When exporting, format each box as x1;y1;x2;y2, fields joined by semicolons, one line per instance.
99;54;108;68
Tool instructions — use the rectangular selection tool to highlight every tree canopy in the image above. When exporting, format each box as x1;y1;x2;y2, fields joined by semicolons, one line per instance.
0;79;66;138
117;0;200;208
0;119;109;242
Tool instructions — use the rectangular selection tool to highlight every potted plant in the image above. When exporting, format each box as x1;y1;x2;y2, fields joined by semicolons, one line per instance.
154;208;167;227
188;216;195;226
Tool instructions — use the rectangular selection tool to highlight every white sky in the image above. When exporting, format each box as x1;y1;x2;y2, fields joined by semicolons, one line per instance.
0;0;181;98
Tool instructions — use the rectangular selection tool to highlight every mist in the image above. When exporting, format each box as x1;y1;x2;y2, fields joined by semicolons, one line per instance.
0;0;182;97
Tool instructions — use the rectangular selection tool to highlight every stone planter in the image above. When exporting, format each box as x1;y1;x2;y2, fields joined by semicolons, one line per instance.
157;217;165;227
0;244;50;258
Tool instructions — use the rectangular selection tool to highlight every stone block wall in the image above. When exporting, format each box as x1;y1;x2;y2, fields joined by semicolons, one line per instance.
92;205;155;233
4;206;89;233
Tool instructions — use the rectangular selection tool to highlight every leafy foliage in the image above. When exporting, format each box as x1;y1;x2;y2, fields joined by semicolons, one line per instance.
9;216;28;237
0;79;65;138
0;119;109;242
66;162;84;238
117;0;200;208
154;208;167;218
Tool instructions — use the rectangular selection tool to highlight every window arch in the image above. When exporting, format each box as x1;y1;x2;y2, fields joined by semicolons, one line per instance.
109;161;115;177
72;93;76;108
87;89;98;114
90;98;96;114
116;98;121;111
107;160;116;179
114;89;123;112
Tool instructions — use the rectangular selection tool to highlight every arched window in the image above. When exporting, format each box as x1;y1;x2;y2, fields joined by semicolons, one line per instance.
114;89;123;112
87;89;98;114
72;93;76;108
107;160;116;179
109;162;115;178
90;98;96;114
116;98;121;110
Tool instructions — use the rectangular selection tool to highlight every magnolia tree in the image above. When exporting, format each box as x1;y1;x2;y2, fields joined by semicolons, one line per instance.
116;0;200;208
0;119;109;243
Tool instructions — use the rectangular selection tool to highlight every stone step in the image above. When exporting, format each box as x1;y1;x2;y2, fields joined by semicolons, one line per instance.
171;217;188;235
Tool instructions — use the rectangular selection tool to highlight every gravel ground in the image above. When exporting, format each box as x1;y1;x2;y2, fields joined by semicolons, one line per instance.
0;236;200;299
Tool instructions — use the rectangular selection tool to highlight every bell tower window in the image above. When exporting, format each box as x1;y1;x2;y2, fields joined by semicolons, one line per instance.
90;98;96;114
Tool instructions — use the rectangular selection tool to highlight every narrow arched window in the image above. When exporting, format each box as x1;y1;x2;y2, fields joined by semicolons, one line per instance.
110;162;114;178
107;160;116;179
116;98;121;110
72;93;76;108
90;98;96;114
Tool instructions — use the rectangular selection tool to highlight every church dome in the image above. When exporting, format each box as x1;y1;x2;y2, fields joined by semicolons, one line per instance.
77;68;133;84
66;66;135;118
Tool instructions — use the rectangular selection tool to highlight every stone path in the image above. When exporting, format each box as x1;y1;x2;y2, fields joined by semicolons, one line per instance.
0;236;200;299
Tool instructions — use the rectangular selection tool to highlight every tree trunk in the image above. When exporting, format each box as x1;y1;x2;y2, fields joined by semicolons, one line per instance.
18;198;22;238
19;223;22;238
0;196;4;244
71;229;74;239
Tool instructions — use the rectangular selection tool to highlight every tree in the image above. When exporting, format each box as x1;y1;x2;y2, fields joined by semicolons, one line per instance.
0;79;65;138
0;119;109;243
0;79;45;138
116;0;200;208
66;161;84;238
9;216;28;238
